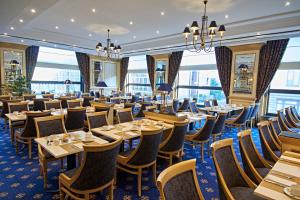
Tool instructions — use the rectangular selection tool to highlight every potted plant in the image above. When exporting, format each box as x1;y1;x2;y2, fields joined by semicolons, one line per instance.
2;76;29;97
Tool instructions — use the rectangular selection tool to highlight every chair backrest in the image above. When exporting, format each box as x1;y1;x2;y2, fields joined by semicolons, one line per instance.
127;129;163;166
89;91;95;96
179;98;190;111
33;98;48;111
1;100;20;117
35;115;67;138
234;107;250;124
8;102;29;113
212;112;227;135
92;103;111;117
211;138;255;199
44;100;62;110
65;107;86;131
82;96;94;107
67;99;82;108
21;111;52;138
157;159;204;200
291;106;300;120
95;91;100;98
58;97;73;109
212;99;218;106
204;100;211;107
285;107;297;127
42;94;54;100
193;116;216;141
23;94;36;101
258;121;280;162
69;139;122;190
189;101;198;113
246;105;254;120
117;108;134;123
160;120;189;153
238;130;270;183
269;118;281;136
250;103;260;118
110;97;121;104
172;99;179;113
86;111;108;130
277;110;292;131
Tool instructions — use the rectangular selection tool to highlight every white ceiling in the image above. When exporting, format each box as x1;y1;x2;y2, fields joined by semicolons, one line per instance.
0;0;300;56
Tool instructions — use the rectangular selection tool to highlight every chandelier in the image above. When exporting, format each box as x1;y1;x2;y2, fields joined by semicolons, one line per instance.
96;29;121;60
183;0;226;53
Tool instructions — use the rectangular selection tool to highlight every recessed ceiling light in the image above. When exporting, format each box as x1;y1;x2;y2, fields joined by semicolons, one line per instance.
133;35;136;39
30;9;36;13
256;32;261;36
10;26;15;30
19;19;24;23
129;21;133;25
156;30;160;34
3;33;7;36
70;18;75;22
92;8;96;13
88;33;92;37
225;14;229;19
42;39;46;42
285;1;290;6
55;26;59;29
54;44;57;47
161;11;165;16
21;39;24;43
114;40;118;43
186;24;190;27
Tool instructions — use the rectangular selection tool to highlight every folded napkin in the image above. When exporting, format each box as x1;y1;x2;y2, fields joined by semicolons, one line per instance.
266;174;297;187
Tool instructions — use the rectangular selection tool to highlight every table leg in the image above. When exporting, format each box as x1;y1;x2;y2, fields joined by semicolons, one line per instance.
67;154;76;170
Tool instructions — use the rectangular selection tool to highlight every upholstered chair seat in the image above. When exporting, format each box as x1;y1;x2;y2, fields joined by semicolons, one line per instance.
116;108;134;123
33;98;48;111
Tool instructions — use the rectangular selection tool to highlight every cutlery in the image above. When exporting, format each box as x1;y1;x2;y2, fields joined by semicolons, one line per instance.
265;179;290;187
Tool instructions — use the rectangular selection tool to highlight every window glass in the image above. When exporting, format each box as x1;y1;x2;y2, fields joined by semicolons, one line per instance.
180;50;216;66
281;37;300;62
37;47;78;65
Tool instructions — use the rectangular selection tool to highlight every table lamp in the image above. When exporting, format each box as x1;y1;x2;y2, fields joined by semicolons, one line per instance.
64;79;72;94
97;81;107;97
157;83;173;107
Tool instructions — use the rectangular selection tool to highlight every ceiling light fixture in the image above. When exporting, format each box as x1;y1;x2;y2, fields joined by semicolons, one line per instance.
10;26;15;30
225;14;229;19
156;30;160;34
70;18;75;22
89;33;92;37
133;35;136;39
161;11;165;16
285;1;290;6
183;0;226;53
21;39;24;43
55;26;59;29
129;21;133;25
42;39;46;42
92;8;96;13
30;9;36;13
19;19;24;23
95;29;121;60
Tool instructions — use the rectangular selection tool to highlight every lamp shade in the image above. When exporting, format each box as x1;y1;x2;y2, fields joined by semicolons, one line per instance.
157;83;173;92
64;79;72;84
218;25;226;32
9;60;19;66
209;21;217;29
97;81;108;87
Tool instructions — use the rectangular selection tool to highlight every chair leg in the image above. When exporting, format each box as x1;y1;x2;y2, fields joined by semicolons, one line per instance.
138;168;142;197
43;161;48;189
109;183;114;200
28;140;32;159
59;183;64;200
169;154;172;166
15;140;19;155
60;159;64;169
207;141;210;156
10;128;14;144
152;163;157;183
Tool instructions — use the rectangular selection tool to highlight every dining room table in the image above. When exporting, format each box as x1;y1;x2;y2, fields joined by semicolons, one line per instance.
199;105;243;114
35;131;109;170
254;151;300;200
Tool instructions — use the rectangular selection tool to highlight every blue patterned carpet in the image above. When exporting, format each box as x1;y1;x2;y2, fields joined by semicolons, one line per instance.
0;119;262;200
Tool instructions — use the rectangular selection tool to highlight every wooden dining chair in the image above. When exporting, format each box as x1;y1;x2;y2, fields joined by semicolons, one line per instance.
204;100;211;107
285;107;300;128
157;159;205;200
212;99;218;106
248;103;260;128
33;98;48;111
91;102;111;116
116;107;134;123
65;107;86;132
42;93;55;100
178;98;190;112
238;130;272;184
172;99;180;113
211;138;260;200
44;100;62;110
189;101;200;113
290;106;300;121
58;96;73;109
23;94;36;101
8;102;29;143
277;109;300;132
136;102;152;118
211;112;227;142
258;121;281;164
117;128;163;197
225;107;250;131
35;115;67;188
1;99;20;129
86;111;108;131
185;115;216;161
15;111;51;158
158;120;189;166
82;96;94;107
59;138;122;200
268;117;282;145
67;99;82;108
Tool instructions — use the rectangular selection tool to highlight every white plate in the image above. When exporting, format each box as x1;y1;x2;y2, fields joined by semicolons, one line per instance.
284;187;300;199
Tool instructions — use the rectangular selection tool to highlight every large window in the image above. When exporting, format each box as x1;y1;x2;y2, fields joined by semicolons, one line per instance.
31;47;82;94
267;37;300;114
125;55;152;95
176;50;226;104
